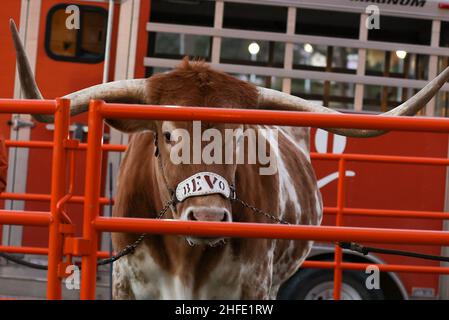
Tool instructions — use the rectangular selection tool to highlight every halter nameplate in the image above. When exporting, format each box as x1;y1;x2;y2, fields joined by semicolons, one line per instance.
175;172;231;203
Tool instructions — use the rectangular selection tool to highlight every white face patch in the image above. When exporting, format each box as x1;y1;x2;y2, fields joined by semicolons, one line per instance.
175;172;231;202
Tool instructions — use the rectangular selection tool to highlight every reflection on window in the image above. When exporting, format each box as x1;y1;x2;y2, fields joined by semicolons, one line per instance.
223;2;287;33
292;79;354;110
436;91;449;117
436;57;449;117
292;79;323;96
233;74;282;90
293;44;357;74
152;32;211;60
363;85;416;113
293;43;327;68
366;49;428;80
438;56;449;74
333;48;358;71
45;4;107;62
221;38;284;67
366;50;384;72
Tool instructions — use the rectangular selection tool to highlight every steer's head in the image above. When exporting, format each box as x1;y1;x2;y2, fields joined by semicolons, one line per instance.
142;63;260;246
146;65;258;246
155;120;238;246
9;18;449;246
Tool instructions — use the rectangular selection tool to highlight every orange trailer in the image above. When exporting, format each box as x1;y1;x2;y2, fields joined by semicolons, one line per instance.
1;0;449;300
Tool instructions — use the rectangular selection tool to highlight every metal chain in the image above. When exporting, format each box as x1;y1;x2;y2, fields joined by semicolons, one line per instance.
232;197;290;225
0;199;175;270
232;198;449;263
97;199;174;266
6;192;449;269
99;196;289;266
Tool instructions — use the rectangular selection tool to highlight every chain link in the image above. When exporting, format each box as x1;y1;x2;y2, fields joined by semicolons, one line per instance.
232;198;290;225
100;196;287;266
97;199;174;266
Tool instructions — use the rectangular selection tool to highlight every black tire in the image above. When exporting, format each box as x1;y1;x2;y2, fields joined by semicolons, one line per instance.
277;268;385;300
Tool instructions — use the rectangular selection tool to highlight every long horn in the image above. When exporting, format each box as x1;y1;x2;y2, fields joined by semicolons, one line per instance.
257;67;449;137
10;19;149;123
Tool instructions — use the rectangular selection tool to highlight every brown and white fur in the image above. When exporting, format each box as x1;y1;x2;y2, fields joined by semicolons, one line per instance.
111;61;322;299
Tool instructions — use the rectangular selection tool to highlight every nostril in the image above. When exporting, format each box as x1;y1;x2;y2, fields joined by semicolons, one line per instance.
222;211;232;222
187;210;197;221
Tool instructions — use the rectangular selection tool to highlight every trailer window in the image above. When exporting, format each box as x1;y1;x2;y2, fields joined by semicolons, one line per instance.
45;4;107;63
150;0;214;27
296;9;360;39
440;21;449;47
223;2;287;33
368;15;431;45
220;38;285;67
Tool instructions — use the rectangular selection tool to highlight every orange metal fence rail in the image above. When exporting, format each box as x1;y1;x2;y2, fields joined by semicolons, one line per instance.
0;98;68;299
2;98;449;300
76;101;449;300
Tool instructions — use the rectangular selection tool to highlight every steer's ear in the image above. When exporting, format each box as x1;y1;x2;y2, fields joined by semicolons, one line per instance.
105;119;156;133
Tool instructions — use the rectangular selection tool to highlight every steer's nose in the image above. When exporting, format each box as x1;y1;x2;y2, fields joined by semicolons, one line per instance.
186;207;232;222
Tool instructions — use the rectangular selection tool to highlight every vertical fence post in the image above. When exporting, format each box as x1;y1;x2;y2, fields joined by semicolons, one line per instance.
333;157;346;300
47;98;70;299
80;100;104;300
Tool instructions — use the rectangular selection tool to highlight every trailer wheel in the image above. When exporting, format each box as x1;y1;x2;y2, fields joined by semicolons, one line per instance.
278;268;385;300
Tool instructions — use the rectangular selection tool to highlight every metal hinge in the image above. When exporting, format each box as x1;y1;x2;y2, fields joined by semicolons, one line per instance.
64;237;90;256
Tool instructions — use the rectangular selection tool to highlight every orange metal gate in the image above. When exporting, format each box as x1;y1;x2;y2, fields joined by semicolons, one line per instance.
1;98;449;300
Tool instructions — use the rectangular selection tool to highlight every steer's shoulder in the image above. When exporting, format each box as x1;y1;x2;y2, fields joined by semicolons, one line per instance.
278;126;310;156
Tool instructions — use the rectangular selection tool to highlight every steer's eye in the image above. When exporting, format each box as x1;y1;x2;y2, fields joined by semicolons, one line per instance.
163;131;172;143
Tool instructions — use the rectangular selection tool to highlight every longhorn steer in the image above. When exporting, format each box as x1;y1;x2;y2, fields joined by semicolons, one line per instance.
9;19;449;299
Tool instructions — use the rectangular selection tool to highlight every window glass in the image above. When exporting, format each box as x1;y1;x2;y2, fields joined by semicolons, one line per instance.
436;91;449;117
48;8;77;57
440;21;449;47
146;67;171;78
438;56;449;74
366;49;429;80
221;38;284;66
233;74;282;90
368;15;431;45
293;43;327;69
366;50;384;73
150;0;214;27
436;57;449;117
296;9;359;39
46;4;107;62
152;32;211;60
223;3;287;33
80;11;107;59
293;44;357;74
332;47;358;71
363;85;417;113
292;79;354;110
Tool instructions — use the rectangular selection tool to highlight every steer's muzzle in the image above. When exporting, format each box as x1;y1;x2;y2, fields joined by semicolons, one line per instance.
180;196;232;247
186;206;232;222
